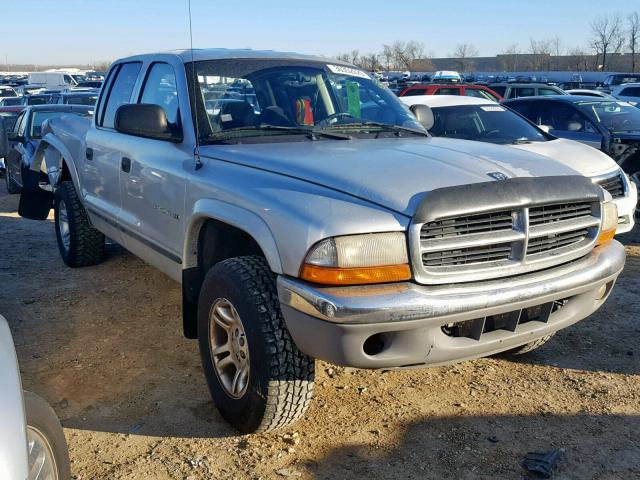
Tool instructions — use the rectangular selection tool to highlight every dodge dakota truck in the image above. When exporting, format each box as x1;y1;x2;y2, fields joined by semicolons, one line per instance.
17;49;625;433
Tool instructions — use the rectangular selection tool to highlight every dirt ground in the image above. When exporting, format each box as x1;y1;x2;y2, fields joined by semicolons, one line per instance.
1;184;639;480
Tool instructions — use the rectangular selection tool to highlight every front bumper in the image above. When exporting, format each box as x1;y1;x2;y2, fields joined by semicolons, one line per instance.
278;241;626;368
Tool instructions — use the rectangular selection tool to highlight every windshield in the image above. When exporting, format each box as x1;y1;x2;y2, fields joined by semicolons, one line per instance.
429;104;547;144
29;110;91;138
190;59;424;143
576;101;640;132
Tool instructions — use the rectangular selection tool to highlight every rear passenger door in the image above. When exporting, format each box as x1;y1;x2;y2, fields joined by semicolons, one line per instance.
117;61;190;277
84;61;142;243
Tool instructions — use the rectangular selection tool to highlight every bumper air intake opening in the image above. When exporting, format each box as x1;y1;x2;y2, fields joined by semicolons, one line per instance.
441;298;570;341
363;333;388;356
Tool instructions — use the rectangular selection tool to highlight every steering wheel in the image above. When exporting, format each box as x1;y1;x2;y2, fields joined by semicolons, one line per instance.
482;129;501;138
316;112;357;126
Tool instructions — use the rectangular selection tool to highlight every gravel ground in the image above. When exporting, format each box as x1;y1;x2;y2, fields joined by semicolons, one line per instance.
1;184;639;479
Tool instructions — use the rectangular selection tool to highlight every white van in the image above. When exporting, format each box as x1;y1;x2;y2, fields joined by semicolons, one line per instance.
27;72;77;90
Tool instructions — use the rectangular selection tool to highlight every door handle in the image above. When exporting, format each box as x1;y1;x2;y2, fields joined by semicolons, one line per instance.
86;147;93;160
121;156;131;173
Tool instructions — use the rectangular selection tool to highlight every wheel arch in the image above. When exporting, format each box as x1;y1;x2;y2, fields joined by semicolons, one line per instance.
30;133;79;192
181;199;283;338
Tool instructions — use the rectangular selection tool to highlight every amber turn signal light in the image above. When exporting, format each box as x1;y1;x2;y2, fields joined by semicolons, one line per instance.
300;264;412;285
596;228;616;246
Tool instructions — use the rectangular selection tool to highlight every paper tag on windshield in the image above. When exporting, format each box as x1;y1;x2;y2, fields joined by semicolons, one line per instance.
480;106;506;112
327;64;371;79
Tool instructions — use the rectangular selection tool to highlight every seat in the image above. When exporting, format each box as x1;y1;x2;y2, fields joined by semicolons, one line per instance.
219;101;256;130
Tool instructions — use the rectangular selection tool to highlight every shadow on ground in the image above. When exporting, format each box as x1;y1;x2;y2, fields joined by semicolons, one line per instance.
305;413;640;479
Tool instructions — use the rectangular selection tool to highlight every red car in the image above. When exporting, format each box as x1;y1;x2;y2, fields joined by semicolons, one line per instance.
398;83;503;102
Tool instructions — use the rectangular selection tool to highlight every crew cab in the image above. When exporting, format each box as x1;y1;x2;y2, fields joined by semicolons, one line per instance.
16;50;625;433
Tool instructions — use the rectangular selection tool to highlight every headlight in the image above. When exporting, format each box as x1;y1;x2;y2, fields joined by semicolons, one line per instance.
300;232;411;285
596;201;618;246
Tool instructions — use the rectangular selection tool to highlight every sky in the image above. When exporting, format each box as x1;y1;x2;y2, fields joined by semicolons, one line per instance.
0;0;636;66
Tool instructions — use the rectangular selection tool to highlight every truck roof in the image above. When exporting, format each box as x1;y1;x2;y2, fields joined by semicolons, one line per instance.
116;48;352;66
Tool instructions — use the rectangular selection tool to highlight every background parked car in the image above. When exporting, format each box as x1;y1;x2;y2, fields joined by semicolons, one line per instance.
611;83;640;106
0;97;25;107
504;95;640;186
49;91;99;106
22;94;54;106
598;74;640;94
4;104;93;193
398;83;502;101
0;106;25;173
0;314;71;480
0;86;18;98
488;82;566;99
400;94;637;230
565;89;614;98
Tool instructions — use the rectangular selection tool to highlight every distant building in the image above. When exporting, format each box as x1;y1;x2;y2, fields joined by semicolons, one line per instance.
411;53;638;73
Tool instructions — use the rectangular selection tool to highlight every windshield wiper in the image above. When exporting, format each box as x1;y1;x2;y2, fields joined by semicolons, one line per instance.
328;121;429;137
257;125;351;140
204;124;351;143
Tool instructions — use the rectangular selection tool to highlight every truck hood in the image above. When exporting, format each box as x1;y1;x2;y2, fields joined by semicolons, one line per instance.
510;138;618;177
199;137;579;216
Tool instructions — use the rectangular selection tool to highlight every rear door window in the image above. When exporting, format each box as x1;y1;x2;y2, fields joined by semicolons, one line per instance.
100;62;142;128
465;88;498;101
538;88;561;96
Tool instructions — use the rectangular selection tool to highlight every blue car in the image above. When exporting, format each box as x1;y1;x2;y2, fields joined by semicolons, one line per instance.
4;104;92;193
504;95;640;184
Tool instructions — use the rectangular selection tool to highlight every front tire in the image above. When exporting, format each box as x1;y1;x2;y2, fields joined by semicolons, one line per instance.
504;333;555;356
54;181;105;267
197;256;315;433
24;391;71;480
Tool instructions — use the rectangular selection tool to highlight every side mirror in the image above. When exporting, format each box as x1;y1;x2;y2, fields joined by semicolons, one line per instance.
115;104;182;142
538;125;551;133
409;104;434;130
7;131;24;143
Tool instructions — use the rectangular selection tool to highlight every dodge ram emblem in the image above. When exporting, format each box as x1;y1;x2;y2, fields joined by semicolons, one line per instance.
487;172;509;181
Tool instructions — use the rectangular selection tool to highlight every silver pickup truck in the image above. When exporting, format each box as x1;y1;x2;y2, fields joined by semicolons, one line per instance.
17;49;625;433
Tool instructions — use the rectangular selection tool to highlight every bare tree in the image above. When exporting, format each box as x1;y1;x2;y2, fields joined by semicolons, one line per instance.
499;43;521;70
629;12;640;72
360;53;381;71
590;14;623;70
529;38;553;70
452;43;479;71
381;44;393;71
390;40;425;70
567;46;591;71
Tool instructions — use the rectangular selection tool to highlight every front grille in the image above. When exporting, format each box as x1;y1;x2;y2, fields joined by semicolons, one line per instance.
526;228;589;255
423;242;512;266
421;211;513;240
528;202;593;225
596;174;625;199
414;201;600;283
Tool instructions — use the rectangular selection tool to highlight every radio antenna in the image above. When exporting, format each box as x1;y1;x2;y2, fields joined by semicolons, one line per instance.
187;0;202;169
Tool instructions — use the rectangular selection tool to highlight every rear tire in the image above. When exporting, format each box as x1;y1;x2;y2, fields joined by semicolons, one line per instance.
197;255;315;433
54;181;105;267
24;391;71;480
504;333;555;356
